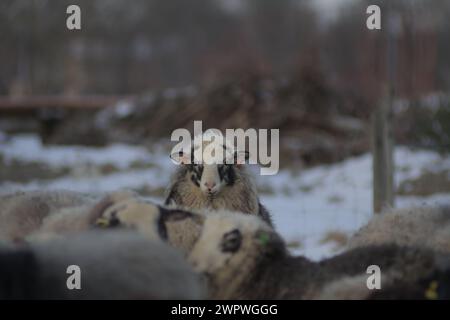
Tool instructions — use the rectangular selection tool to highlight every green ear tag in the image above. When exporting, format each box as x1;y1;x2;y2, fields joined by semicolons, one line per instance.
258;232;270;246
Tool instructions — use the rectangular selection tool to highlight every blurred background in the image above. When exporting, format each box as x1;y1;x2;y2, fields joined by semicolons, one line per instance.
1;0;449;259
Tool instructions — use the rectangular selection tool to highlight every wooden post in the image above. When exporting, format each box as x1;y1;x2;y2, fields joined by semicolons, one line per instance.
372;88;394;213
372;6;399;214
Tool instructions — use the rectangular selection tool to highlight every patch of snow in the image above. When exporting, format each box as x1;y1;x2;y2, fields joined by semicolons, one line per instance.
114;100;135;118
0;168;167;195
0;134;152;169
257;147;450;260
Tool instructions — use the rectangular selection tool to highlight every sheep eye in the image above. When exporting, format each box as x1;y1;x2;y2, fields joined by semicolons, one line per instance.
221;229;242;253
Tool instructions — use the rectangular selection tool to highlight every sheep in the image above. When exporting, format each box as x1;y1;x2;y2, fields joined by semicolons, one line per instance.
94;202;450;299
0;188;201;254
94;196;205;255
0;190;96;242
33;190;141;239
165;131;273;226
185;211;450;299
0;189;138;243
347;206;450;254
0;230;206;299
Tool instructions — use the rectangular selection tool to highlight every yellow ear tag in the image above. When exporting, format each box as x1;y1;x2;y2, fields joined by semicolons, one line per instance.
425;280;439;300
95;217;110;228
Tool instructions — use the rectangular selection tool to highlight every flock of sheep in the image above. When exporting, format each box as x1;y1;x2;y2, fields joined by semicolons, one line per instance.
1;136;450;299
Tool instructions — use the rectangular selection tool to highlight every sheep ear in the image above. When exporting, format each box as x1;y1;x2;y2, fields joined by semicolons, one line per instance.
170;151;191;165
234;151;250;165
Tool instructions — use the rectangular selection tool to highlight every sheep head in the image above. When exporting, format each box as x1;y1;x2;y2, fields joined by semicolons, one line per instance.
92;194;205;254
187;211;284;299
93;195;164;242
170;131;250;198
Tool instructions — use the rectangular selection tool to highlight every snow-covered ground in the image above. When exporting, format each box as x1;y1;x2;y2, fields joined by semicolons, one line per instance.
1;134;450;260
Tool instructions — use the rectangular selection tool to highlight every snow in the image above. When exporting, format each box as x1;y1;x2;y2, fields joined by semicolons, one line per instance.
0;168;167;195
0;134;152;169
114;100;135;118
259;148;450;260
1;134;449;261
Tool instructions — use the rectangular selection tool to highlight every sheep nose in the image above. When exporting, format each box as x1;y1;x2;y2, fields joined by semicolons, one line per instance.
204;182;216;191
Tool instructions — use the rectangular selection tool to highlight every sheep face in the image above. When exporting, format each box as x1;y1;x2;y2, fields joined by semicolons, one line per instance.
187;212;276;298
171;137;249;198
191;163;237;196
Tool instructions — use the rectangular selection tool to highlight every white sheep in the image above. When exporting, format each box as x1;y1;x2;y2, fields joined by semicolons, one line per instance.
347;206;450;254
94;202;450;299
0;230;205;299
185;210;450;299
165;131;273;226
0;190;95;242
17;190;447;300
0;190;137;243
0;189;194;249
